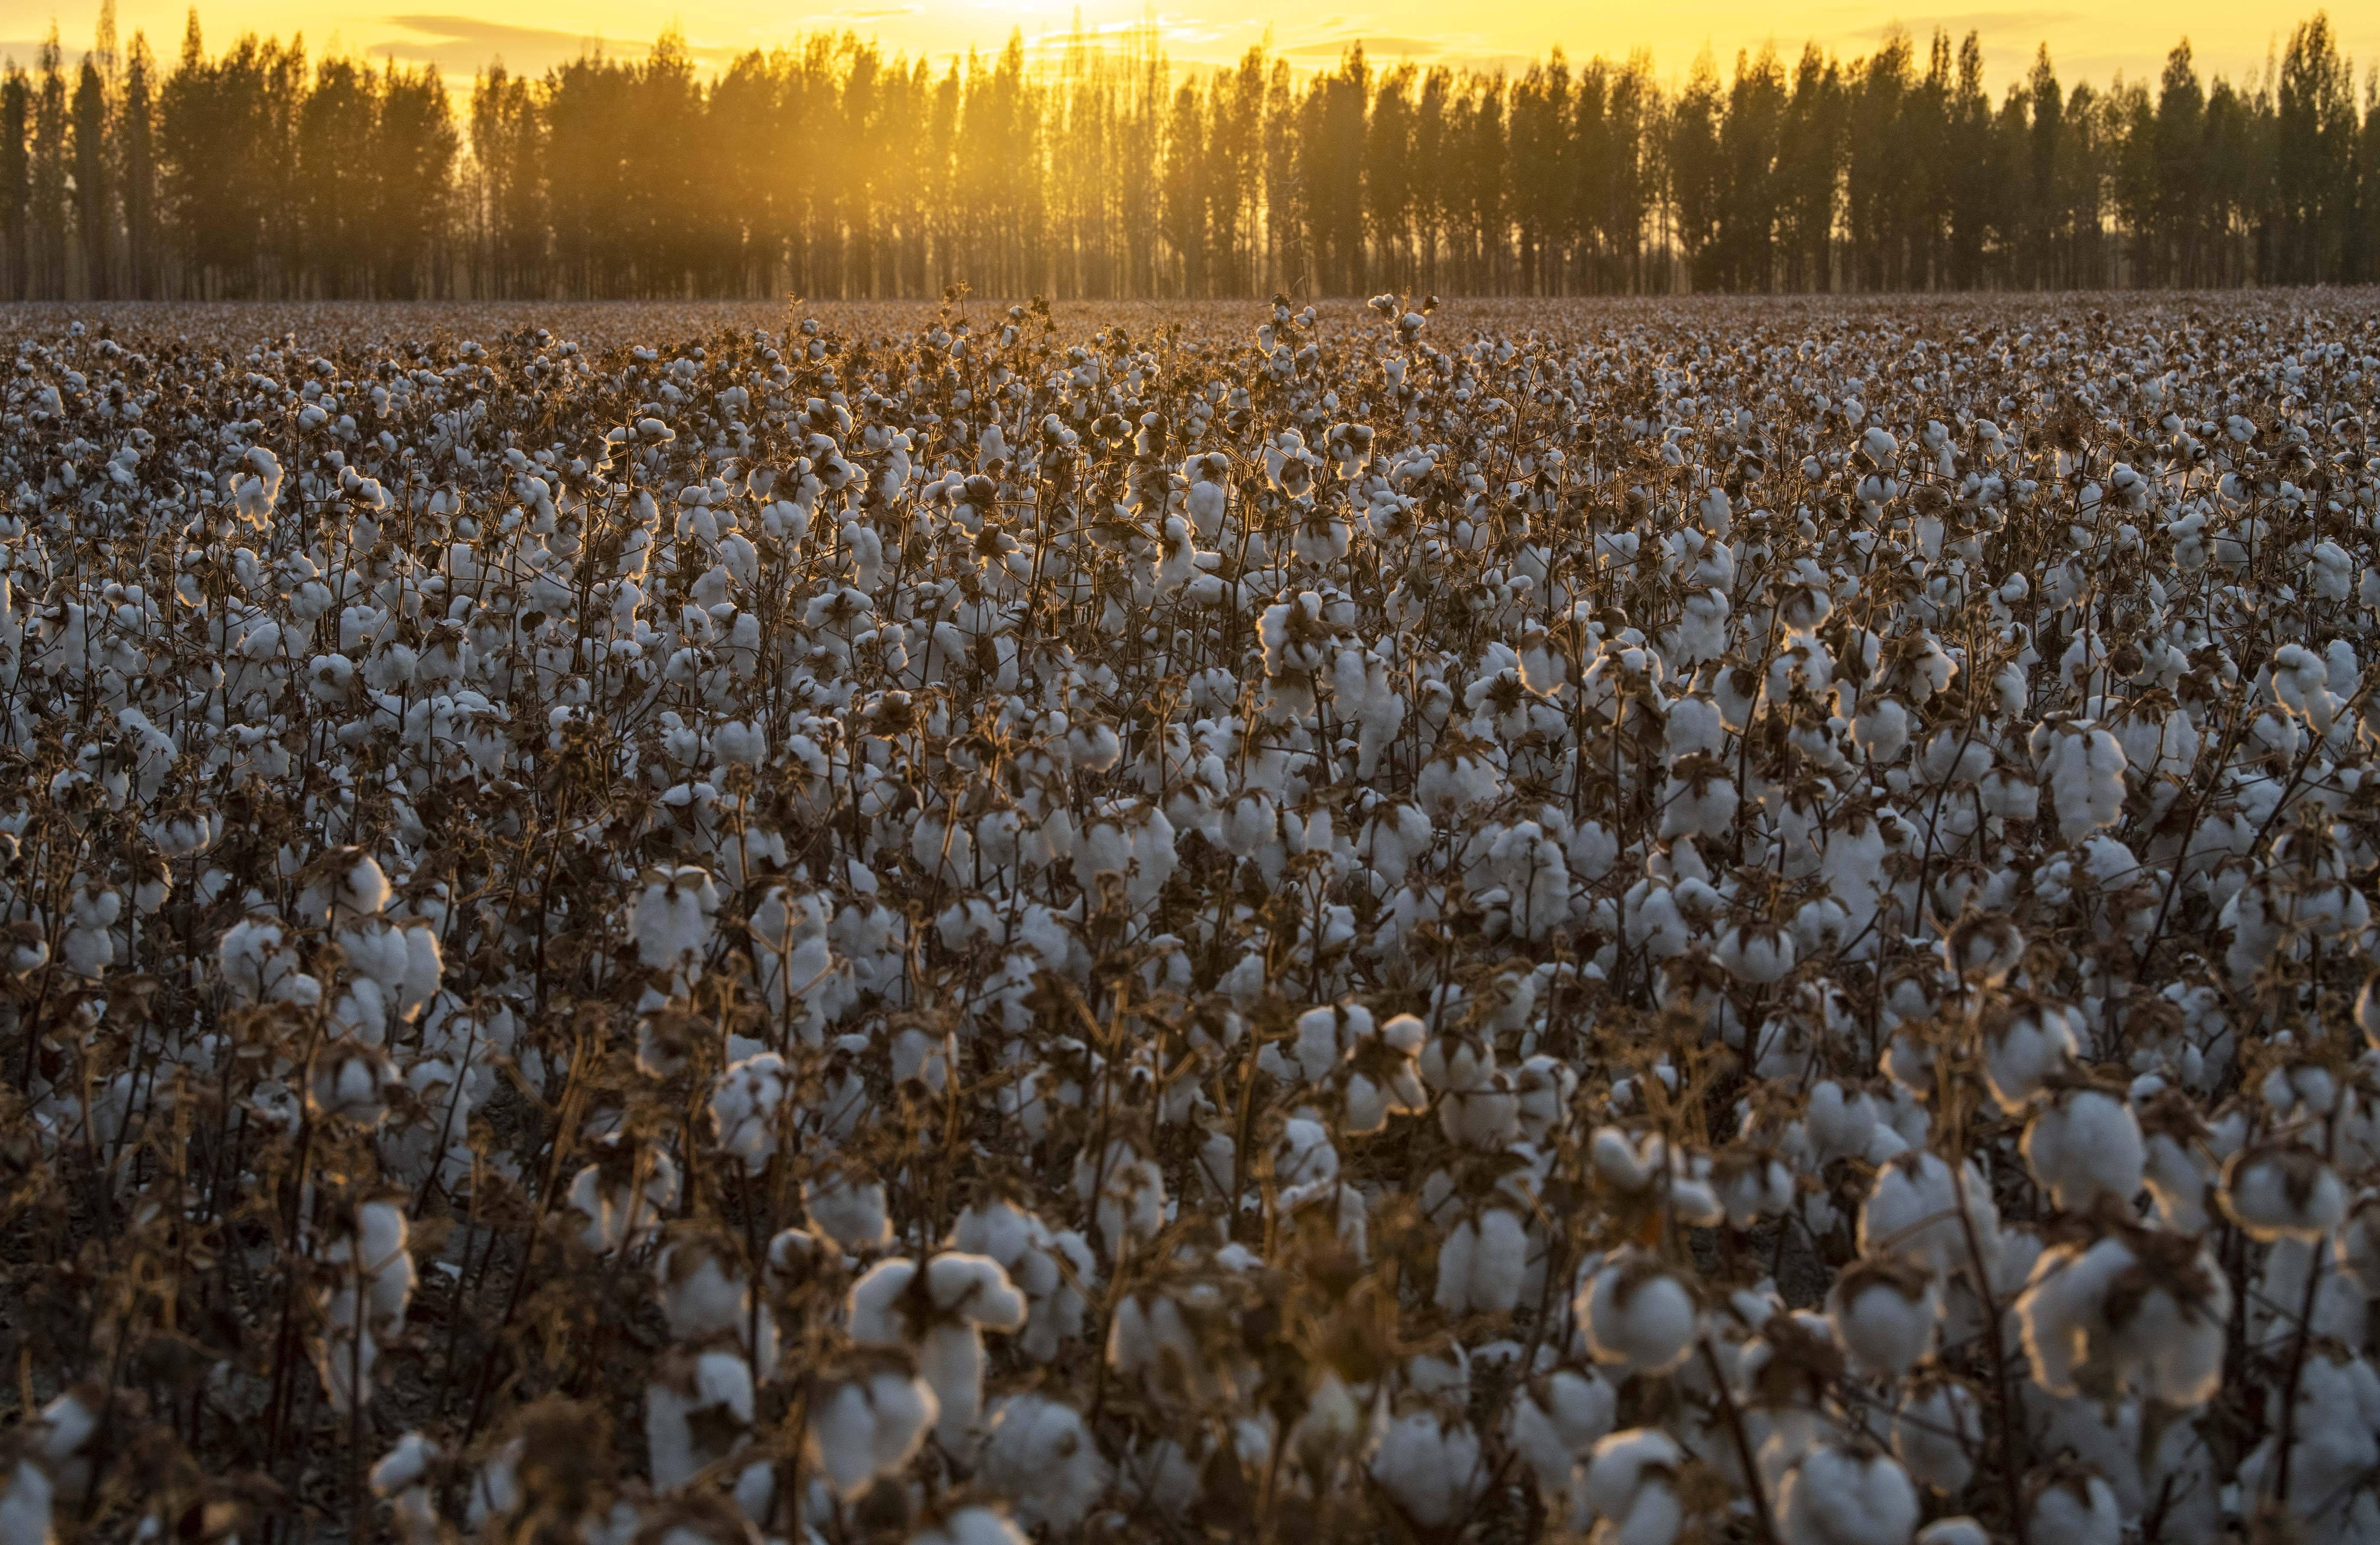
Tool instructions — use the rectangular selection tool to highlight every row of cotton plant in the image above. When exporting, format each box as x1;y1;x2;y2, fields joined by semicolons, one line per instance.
0;288;2373;1545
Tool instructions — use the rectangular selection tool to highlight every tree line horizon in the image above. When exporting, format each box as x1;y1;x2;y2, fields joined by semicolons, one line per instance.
0;7;2372;303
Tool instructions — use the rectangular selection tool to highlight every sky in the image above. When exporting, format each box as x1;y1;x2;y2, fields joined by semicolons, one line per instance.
0;0;2367;98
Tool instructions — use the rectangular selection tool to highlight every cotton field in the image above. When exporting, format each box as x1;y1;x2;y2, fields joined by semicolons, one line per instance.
3;290;2380;1545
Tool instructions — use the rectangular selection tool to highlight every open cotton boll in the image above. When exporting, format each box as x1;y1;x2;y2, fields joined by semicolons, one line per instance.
2336;1195;2380;1296
1369;1411;1489;1531
2013;1225;2230;1405
1340;1011;1430;1134
1859;1150;2000;1281
645;1344;755;1491
1890;1376;1980;1494
1435;1206;1530;1315
0;1453;52;1545
654;1226;766;1350
807;1358;938;1498
1579;1250;1700;1374
2021;1083;2146;1212
977;1393;1110;1532
1507;1366;1620;1515
1915;1521;1988;1545
849;1254;1027;1447
709;1053;789;1173
1775;1443;1918;1545
632;864;722;975
1825;1257;1940;1377
2233;1346;2380;1525
1980;999;2082;1113
2219;1141;2347;1242
2024;1460;2123;1545
1715;920;1795;984
2029;720;2128;840
1581;1428;1686;1545
907;1504;1031;1545
805;1170;895;1253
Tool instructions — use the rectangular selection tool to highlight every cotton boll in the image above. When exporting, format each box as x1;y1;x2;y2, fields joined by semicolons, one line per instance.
1775;1443;1919;1545
1368;1410;1489;1530
807;1358;938;1498
2013;1227;2230;1405
0;1448;50;1545
2030;720;2127;841
1579;1251;1700;1374
2219;1141;2347;1242
1716;920;1795;984
1915;1522;1988;1545
977;1393;1110;1532
645;1344;755;1491
806;1170;895;1253
1580;1428;1685;1545
2021;1083;2145;1212
709;1053;789;1173
2024;1461;2122;1545
1980;999;2081;1113
2337;1195;2380;1296
1859;1150;2000;1281
1435;1206;1530;1316
634;864;722;977
907;1503;1031;1545
1825;1257;1940;1377
1890;1376;1980;1494
1340;1011;1430;1134
849;1254;1027;1448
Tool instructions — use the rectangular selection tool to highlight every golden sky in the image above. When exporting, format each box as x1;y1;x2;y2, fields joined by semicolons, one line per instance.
1;0;2366;95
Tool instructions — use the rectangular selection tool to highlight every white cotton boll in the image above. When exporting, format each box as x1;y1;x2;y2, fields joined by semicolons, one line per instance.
2014;1229;2230;1405
1580;1251;1699;1374
807;1362;938;1497
908;1504;1030;1545
1581;1428;1685;1545
1825;1259;1940;1377
805;1171;894;1253
850;1254;1027;1447
2219;1141;2347;1242
1890;1377;1979;1494
1716;920;1795;984
1859;1150;1999;1281
709;1053;788;1173
633;865;721;975
645;1346;755;1492
2337;1196;2380;1296
655;1227;764;1348
1981;1000;2080;1113
2233;1347;2380;1525
977;1393;1111;1532
1341;1012;1430;1135
2021;1084;2145;1211
2030;721;2127;840
0;1458;52;1545
1852;696;1910;766
1369;1411;1488;1530
1915;1522;1988;1545
1775;1443;1919;1545
1435;1207;1530;1316
2025;1463;2122;1545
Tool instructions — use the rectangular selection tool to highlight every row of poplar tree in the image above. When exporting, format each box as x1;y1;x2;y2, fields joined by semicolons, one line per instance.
1;7;2372;301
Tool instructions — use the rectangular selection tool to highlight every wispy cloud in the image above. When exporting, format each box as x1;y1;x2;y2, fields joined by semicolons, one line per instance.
370;13;743;74
1279;34;1447;57
1843;10;2077;41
